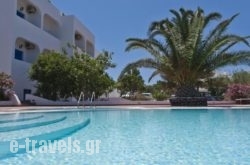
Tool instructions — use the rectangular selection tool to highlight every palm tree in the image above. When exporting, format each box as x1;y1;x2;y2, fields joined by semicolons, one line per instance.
119;8;250;101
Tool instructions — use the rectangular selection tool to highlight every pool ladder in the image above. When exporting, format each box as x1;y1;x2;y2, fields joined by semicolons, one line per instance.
90;92;96;109
77;91;84;108
77;91;95;109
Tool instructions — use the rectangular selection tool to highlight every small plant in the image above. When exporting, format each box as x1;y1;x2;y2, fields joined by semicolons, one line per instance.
153;92;167;101
0;72;14;100
224;84;250;100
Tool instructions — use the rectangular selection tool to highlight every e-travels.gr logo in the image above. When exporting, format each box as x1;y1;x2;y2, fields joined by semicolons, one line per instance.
9;138;101;155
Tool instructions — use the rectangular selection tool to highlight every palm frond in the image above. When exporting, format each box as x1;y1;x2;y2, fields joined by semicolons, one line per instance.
118;58;158;80
204;14;239;47
148;70;161;82
208;51;250;69
204;12;222;28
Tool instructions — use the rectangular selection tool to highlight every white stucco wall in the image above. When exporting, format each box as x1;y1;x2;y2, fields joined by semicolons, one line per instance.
0;0;96;101
0;0;15;74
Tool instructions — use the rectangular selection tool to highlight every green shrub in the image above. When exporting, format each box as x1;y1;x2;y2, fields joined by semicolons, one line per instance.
153;92;167;101
125;93;153;101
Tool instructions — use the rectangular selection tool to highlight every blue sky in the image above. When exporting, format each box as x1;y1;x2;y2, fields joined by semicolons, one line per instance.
52;0;250;84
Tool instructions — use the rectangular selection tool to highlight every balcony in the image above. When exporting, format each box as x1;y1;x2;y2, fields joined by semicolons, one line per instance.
16;0;41;28
86;41;95;57
15;38;39;64
74;32;85;52
43;14;61;39
15;15;61;51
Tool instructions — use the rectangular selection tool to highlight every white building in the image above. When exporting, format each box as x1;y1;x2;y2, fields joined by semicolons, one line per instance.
0;0;95;101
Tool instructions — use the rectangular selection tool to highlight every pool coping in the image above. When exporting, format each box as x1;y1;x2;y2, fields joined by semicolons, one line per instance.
0;105;250;114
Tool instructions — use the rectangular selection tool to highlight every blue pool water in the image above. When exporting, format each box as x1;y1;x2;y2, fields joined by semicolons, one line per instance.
0;108;250;164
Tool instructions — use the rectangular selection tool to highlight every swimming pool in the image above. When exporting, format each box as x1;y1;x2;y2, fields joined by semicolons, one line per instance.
1;108;250;164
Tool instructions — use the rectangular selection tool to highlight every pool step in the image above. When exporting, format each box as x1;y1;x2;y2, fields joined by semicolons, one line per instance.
0;116;66;132
0;118;90;159
0;115;44;124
